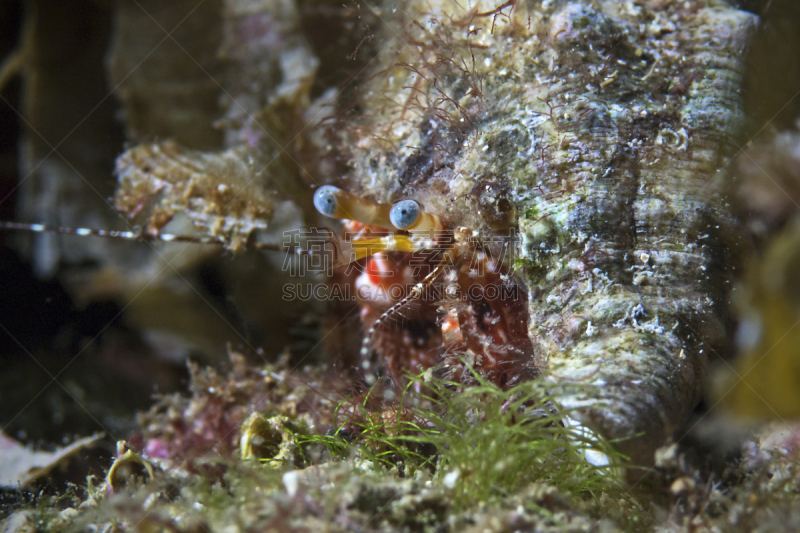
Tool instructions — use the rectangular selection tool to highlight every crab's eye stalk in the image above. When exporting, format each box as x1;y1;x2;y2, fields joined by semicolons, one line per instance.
390;200;421;230
314;185;339;217
313;185;395;229
389;199;444;233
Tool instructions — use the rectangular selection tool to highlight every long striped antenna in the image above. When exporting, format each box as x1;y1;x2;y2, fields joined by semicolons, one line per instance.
0;221;323;258
359;243;456;382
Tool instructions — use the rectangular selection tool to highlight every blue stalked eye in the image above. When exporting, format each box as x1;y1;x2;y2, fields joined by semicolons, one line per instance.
314;185;339;217
390;199;421;230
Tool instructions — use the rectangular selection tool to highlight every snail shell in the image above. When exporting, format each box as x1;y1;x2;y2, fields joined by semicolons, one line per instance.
338;0;757;467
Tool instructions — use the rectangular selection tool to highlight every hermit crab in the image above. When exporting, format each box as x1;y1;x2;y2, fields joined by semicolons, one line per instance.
310;184;536;388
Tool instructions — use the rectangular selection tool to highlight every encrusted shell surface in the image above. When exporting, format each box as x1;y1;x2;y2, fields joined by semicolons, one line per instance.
334;0;757;465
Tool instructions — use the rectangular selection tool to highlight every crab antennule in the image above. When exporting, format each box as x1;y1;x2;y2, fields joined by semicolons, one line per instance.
313;185;395;230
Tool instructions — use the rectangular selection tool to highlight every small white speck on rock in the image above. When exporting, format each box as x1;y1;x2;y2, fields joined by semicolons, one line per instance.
283;470;299;497
443;469;460;489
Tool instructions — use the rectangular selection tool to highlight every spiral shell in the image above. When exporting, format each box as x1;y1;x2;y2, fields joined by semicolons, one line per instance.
335;0;757;466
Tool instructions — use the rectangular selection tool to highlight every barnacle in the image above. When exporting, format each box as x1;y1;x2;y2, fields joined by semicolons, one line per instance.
106;441;157;493
239;413;304;467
